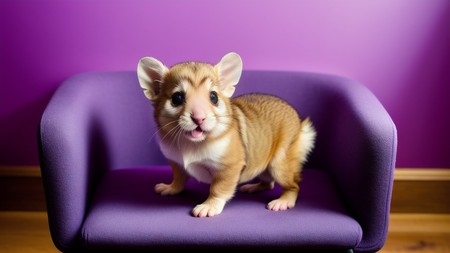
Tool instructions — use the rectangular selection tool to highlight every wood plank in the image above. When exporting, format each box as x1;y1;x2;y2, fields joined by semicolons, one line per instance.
0;177;46;211
394;168;450;181
391;169;450;213
0;166;46;211
380;214;450;253
0;211;58;253
0;166;41;177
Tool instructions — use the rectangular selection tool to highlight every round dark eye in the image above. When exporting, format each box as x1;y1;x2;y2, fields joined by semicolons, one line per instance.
171;91;185;106
210;91;218;105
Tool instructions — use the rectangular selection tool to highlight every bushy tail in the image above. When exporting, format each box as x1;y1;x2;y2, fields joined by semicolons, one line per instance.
299;117;317;164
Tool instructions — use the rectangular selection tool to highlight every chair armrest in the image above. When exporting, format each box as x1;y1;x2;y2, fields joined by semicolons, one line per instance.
319;77;398;253
221;70;397;252
38;71;166;251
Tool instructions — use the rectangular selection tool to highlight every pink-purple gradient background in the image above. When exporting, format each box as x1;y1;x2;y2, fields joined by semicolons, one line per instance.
0;0;449;167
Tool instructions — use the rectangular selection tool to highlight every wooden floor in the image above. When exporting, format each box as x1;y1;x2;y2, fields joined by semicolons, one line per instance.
0;212;449;252
382;214;450;253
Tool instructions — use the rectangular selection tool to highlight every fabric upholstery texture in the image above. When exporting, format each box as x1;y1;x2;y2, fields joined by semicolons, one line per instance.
81;167;362;250
38;70;397;252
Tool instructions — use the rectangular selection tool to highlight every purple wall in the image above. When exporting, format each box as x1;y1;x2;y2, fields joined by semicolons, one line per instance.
1;0;449;167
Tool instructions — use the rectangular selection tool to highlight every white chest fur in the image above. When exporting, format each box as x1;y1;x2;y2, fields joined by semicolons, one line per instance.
159;137;231;184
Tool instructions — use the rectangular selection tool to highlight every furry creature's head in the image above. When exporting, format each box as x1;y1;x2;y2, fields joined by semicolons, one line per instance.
137;53;243;144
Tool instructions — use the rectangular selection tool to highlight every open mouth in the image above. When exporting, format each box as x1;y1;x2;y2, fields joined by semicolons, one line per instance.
189;126;205;139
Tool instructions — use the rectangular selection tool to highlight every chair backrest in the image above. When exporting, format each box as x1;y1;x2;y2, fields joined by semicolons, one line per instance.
67;70;370;171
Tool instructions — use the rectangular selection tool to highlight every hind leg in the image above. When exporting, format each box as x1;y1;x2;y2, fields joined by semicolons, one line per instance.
267;146;302;211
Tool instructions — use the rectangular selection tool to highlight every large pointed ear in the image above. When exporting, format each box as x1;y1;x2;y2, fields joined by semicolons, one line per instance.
215;52;243;97
137;57;169;100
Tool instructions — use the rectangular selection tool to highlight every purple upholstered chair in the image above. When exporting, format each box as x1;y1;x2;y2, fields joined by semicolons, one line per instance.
38;70;397;252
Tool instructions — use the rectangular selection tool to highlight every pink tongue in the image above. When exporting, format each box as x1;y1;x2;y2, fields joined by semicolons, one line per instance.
191;128;203;138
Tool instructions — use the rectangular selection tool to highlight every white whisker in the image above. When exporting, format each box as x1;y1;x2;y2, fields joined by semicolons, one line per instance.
147;119;178;144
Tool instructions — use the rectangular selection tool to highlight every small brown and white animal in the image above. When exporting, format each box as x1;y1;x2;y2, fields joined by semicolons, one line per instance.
137;52;316;218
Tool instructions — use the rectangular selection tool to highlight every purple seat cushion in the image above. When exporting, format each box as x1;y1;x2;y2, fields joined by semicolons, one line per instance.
81;166;362;250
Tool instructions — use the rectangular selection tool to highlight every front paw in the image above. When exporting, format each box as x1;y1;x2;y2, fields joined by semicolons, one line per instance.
192;198;226;217
267;198;296;211
154;183;183;195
